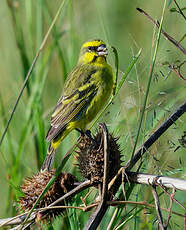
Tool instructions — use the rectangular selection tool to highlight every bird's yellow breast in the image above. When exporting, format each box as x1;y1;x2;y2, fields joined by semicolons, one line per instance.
83;64;113;126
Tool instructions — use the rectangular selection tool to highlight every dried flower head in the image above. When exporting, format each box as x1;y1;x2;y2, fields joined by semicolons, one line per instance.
77;130;122;184
18;170;76;222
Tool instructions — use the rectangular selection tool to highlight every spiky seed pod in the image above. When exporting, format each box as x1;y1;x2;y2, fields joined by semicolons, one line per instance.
77;131;122;184
18;170;77;222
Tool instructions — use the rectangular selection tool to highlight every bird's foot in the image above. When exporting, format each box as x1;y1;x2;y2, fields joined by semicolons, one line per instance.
76;129;97;146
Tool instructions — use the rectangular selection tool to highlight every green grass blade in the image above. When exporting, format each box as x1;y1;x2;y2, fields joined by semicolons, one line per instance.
106;1;167;228
130;0;167;162
0;0;68;149
115;49;142;96
90;48;141;129
43;3;68;79
111;46;119;96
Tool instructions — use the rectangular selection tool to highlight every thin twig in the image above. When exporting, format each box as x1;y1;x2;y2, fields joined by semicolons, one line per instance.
10;222;33;230
1;193;185;227
0;212;36;227
169;60;186;82
125;102;186;171
154;180;185;210
83;123;110;230
108;167;123;190
173;0;186;20
48;179;91;208
152;184;165;230
165;188;176;229
101;123;110;200
136;8;186;55
107;200;185;218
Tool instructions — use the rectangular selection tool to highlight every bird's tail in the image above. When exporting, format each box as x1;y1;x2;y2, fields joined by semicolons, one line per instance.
41;143;56;171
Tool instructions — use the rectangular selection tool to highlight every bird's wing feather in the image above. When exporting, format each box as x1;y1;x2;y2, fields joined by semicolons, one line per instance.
46;65;98;141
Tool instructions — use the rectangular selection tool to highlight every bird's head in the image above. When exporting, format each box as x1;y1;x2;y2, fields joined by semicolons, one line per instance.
78;39;108;65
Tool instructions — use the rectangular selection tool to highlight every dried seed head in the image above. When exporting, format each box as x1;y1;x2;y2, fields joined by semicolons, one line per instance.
18;170;77;222
77;131;122;184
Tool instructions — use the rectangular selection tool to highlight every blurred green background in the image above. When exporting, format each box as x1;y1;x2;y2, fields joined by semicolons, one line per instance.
0;0;185;229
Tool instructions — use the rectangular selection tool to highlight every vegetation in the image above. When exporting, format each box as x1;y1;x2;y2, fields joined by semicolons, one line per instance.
0;0;185;229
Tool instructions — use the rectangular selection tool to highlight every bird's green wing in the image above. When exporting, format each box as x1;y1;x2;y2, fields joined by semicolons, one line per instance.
46;65;98;141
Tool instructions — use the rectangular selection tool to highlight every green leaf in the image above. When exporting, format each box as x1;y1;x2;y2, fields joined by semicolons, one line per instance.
170;7;177;12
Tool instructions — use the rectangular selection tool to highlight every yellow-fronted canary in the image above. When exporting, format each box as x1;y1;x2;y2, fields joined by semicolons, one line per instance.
41;39;113;171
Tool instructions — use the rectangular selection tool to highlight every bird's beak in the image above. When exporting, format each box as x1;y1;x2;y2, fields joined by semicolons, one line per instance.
97;45;108;56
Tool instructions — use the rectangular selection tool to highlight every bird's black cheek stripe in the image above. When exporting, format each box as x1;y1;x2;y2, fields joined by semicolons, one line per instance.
87;46;97;51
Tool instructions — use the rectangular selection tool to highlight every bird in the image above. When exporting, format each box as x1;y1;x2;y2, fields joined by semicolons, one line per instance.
41;39;113;171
